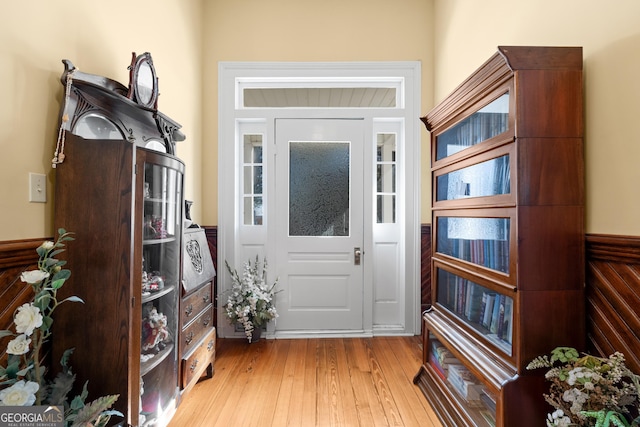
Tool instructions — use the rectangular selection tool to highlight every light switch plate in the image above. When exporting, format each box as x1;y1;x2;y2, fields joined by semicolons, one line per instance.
29;173;47;203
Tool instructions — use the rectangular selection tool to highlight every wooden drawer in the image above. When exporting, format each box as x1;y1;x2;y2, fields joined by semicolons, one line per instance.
181;328;216;390
181;282;213;328
180;304;214;357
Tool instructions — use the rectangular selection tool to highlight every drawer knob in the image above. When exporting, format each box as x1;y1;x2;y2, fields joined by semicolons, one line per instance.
207;340;214;351
202;315;211;327
190;358;199;372
203;294;210;303
185;304;193;317
185;331;194;345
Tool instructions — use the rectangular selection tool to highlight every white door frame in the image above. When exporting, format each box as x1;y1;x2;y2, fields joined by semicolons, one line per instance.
218;62;421;339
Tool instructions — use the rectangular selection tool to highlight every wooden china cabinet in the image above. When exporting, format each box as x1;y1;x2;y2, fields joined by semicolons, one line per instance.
413;46;585;427
52;53;189;427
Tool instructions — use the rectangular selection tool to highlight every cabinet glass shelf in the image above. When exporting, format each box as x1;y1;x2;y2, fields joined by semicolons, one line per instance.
142;285;176;304
143;236;177;245
141;343;175;376
435;92;509;161
436;267;513;356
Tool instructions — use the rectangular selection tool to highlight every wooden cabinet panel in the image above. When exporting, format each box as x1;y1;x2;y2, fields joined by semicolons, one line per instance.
180;305;214;358
181;328;216;391
181;283;213;327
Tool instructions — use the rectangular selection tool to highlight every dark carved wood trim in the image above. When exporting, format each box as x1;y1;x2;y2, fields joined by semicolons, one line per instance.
585;233;640;374
0;238;49;269
586;234;640;264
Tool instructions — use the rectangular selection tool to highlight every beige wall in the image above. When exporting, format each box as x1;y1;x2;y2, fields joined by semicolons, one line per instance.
0;0;203;241
432;0;640;235
201;0;435;226
5;0;635;240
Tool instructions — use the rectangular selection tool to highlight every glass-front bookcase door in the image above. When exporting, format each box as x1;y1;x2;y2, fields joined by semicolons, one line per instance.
433;208;515;357
433;263;514;356
434;209;515;278
434;91;510;163
433;143;514;209
426;332;498;426
140;152;182;426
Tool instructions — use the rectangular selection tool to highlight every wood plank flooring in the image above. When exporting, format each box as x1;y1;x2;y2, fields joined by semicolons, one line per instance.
168;336;442;427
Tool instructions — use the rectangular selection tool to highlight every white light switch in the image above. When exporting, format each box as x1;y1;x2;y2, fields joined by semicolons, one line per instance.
29;173;47;203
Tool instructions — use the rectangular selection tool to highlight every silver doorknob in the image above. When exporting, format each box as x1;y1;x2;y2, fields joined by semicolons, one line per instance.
354;247;362;265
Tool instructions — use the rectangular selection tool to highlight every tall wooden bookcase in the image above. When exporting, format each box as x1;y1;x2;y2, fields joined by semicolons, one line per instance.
413;46;585;427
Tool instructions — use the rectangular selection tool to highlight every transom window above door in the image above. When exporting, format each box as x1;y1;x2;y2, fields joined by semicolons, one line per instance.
237;77;404;109
243;87;398;108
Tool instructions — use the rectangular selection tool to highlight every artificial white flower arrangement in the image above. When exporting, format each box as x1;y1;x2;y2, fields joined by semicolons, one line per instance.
527;347;640;427
0;229;122;427
224;256;279;342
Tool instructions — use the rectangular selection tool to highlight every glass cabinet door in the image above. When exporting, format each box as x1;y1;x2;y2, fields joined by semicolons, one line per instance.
435;154;510;202
435;265;513;356
140;158;182;426
427;333;498;426
435;213;512;274
435;92;510;162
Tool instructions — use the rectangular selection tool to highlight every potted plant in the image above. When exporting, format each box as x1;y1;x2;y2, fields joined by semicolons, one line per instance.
527;347;640;427
0;229;122;427
224;256;279;343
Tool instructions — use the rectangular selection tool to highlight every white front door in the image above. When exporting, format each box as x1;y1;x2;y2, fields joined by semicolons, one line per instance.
274;118;364;332
219;62;422;338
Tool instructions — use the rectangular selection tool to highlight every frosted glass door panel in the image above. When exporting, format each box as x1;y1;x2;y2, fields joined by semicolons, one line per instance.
436;155;510;201
435;92;509;161
289;141;350;236
437;216;510;273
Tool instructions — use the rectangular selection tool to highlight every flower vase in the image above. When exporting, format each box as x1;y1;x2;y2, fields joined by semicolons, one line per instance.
251;327;262;343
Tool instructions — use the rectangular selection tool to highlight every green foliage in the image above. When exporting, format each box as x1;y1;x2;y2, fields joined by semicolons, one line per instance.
550;347;580;364
582;410;633;427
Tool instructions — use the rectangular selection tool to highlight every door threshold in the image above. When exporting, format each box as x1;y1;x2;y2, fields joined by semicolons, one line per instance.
270;330;373;339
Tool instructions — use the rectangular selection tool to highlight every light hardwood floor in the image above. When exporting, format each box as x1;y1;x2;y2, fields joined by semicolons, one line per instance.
168;336;442;427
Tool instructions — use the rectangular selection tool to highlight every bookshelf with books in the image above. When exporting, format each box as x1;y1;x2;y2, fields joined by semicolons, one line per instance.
413;46;586;427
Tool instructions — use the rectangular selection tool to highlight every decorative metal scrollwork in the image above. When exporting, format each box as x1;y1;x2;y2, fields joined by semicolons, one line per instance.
186;239;204;274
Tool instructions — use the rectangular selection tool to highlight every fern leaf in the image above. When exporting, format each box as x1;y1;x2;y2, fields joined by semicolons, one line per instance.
69;394;120;427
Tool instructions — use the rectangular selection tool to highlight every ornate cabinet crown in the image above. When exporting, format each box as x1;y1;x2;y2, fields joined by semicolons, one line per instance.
56;52;184;158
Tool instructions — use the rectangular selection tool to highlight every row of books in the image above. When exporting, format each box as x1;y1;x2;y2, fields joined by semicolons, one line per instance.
440;278;513;346
451;112;509;148
437;111;509;159
439;237;510;273
479;292;513;345
429;340;498;425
